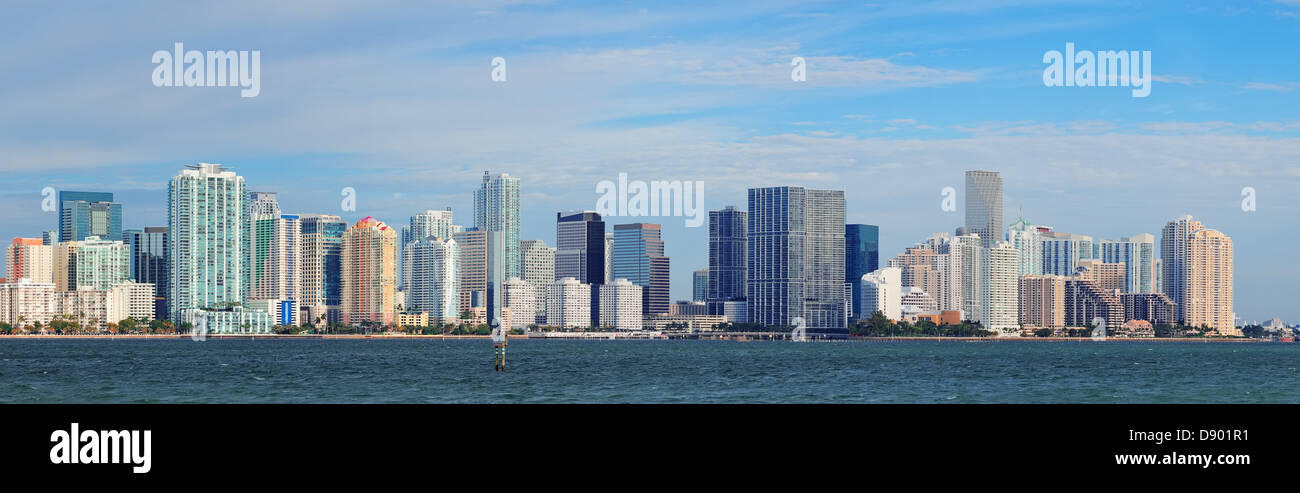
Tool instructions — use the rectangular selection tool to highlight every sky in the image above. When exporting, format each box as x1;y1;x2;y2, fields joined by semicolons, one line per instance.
1;0;1298;322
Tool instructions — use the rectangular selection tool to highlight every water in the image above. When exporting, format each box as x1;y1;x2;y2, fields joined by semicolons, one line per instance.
1;339;1296;403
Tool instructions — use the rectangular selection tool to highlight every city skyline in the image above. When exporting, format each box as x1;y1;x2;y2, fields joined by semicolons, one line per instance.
0;2;1294;321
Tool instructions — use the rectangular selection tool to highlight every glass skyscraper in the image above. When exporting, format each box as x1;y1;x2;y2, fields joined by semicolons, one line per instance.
168;163;248;321
964;171;1003;248
123;227;169;320
59;191;120;243
707;205;746;315
473;172;520;280
845;224;879;320
612;223;670;315
747;187;846;333
300;214;346;323
555;211;605;323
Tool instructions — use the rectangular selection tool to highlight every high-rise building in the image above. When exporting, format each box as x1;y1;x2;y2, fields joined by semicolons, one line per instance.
453;229;486;313
474;172;520;280
0;278;57;327
502;277;536;330
402;209;454;291
250;213;301;304
404;236;458;319
1064;279;1124;329
1041;231;1093;276
59;191;121;244
341;216;397;326
747;187;846;333
555;211;605;284
1100;234;1156;294
964;171;1003;248
299;214;346;325
1121;293;1176;326
123;227;168;320
859;267;901;321
168;164;248;321
41;231;58;246
692;269;708;302
979;241;1020;333
887;247;942;315
1075;260;1127;294
53;237;130;292
556;211;605;324
1187;228;1234;330
6;238;53;284
520;239;555;325
547;277;591;328
1162;215;1233;329
707;205;747;315
612;223;670;316
599;278;643;330
845;224;880;320
1018;274;1065;329
1006;217;1042;276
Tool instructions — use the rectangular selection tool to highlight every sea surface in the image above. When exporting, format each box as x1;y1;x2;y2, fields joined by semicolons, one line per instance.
1;338;1296;403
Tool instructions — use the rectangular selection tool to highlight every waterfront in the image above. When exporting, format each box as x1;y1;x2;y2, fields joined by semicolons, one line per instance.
1;339;1296;403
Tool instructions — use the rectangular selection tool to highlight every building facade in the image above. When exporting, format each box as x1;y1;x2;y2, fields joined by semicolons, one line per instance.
964;171;1003;248
707;205;747;315
168;163;248;321
747;187;846;333
341;216;397;326
611;223;670;316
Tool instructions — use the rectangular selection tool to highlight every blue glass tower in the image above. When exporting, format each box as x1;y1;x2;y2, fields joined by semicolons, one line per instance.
59;191;120;243
845;224;879;320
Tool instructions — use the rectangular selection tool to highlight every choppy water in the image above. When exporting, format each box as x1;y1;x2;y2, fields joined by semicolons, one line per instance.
1;339;1296;403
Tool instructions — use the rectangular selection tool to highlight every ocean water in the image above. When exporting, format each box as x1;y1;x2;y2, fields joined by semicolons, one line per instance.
1;339;1296;403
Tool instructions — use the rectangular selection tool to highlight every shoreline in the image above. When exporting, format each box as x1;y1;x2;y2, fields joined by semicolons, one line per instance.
0;333;1278;342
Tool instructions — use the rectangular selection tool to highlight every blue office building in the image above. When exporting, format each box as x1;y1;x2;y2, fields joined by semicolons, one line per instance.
59;191;121;243
845;224;879;320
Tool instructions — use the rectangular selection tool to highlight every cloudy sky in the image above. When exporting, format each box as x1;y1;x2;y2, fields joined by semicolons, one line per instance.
2;0;1298;322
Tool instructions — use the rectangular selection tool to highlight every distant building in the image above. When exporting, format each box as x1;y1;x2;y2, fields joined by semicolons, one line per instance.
403;236;459;319
547;277;591;328
123;227;168;320
474;172;521;280
1064;279;1124;330
6;238;53;284
341;216;397;327
612;223;669;315
180;307;273;334
1121;292;1175;326
748;187;846;333
846;224;880;320
692;269;708;302
299;214;346;325
502;277;536;330
859;267;902;321
707;205;747;315
168;164;248;321
964;171;1002;248
0;278;57;327
1018;274;1066;329
1099;234;1156;294
599;278;643;330
53;237;129;292
1076;260;1127;294
1006;217;1042;276
520;239;555;325
59;191;121;244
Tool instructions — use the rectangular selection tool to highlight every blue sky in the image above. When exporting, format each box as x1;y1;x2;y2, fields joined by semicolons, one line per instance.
2;1;1298;322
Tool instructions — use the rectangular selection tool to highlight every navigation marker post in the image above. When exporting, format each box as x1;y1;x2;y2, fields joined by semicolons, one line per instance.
491;318;507;372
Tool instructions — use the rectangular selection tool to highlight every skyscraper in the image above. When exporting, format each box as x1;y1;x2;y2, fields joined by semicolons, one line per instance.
123;227;168;320
300;214;346;324
845;224;879;320
747;186;846;333
692;269;708;302
59;191;121;244
404;236;459;319
473;172;520;280
598;278;643;330
453;229;486;313
1187;227;1234;330
402;209;455;291
964;171;1002;248
859;267;901;321
1161;215;1234;329
168;164;248;321
341;216;397;327
1100;233;1155;294
6;238;53;284
556;211;605;323
250;213;301;305
520;239;555;325
1041;230;1093;276
53;237;130;291
1006;217;1042;276
707;205;747;315
612;223;670;315
979;241;1020;333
